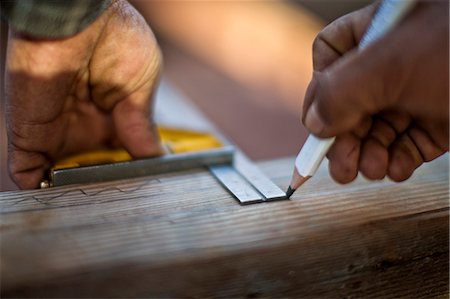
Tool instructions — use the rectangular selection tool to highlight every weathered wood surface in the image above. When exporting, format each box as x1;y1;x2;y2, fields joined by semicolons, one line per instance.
1;153;448;298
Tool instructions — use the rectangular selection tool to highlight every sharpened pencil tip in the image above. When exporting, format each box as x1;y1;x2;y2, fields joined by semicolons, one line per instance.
286;186;295;199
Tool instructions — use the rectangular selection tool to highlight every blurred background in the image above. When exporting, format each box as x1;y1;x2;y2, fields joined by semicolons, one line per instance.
0;0;371;191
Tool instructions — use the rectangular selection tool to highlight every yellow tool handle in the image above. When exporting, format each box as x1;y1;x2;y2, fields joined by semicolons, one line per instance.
53;127;224;170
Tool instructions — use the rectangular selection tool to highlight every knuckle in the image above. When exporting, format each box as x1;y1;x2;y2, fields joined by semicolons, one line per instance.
312;33;325;57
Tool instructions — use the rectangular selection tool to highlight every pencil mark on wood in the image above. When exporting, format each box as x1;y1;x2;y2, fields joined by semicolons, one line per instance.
2;179;161;209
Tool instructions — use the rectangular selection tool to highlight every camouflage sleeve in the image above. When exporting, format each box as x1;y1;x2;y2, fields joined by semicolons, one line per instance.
1;0;112;38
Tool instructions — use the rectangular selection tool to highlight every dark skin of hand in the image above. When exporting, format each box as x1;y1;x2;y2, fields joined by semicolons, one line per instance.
5;0;162;189
303;0;449;184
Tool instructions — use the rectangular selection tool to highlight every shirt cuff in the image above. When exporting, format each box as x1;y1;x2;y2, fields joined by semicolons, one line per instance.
1;0;112;39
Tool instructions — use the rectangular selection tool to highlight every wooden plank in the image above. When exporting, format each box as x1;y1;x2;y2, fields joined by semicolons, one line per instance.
0;154;448;298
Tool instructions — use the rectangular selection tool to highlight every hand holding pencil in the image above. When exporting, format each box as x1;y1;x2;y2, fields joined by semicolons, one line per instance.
288;0;449;197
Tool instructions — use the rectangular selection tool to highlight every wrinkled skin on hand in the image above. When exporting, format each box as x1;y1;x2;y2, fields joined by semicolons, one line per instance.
303;1;449;184
5;0;162;189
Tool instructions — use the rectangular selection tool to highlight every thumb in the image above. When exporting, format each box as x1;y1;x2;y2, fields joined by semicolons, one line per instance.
113;90;163;158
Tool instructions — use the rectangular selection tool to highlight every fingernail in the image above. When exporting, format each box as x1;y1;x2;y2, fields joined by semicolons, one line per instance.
305;103;325;135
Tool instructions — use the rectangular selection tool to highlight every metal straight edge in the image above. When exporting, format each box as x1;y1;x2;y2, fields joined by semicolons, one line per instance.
209;150;287;205
233;151;287;201
51;146;235;187
209;164;263;205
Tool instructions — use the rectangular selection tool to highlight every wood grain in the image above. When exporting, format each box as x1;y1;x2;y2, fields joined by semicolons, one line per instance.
1;154;448;298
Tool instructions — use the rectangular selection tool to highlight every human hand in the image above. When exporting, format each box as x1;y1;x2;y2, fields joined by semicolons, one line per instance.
5;0;162;189
302;1;449;184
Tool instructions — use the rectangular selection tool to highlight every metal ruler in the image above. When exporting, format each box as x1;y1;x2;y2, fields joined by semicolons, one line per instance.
50;146;234;187
210;151;286;204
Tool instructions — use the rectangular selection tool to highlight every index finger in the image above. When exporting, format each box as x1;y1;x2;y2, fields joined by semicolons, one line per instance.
311;3;378;72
